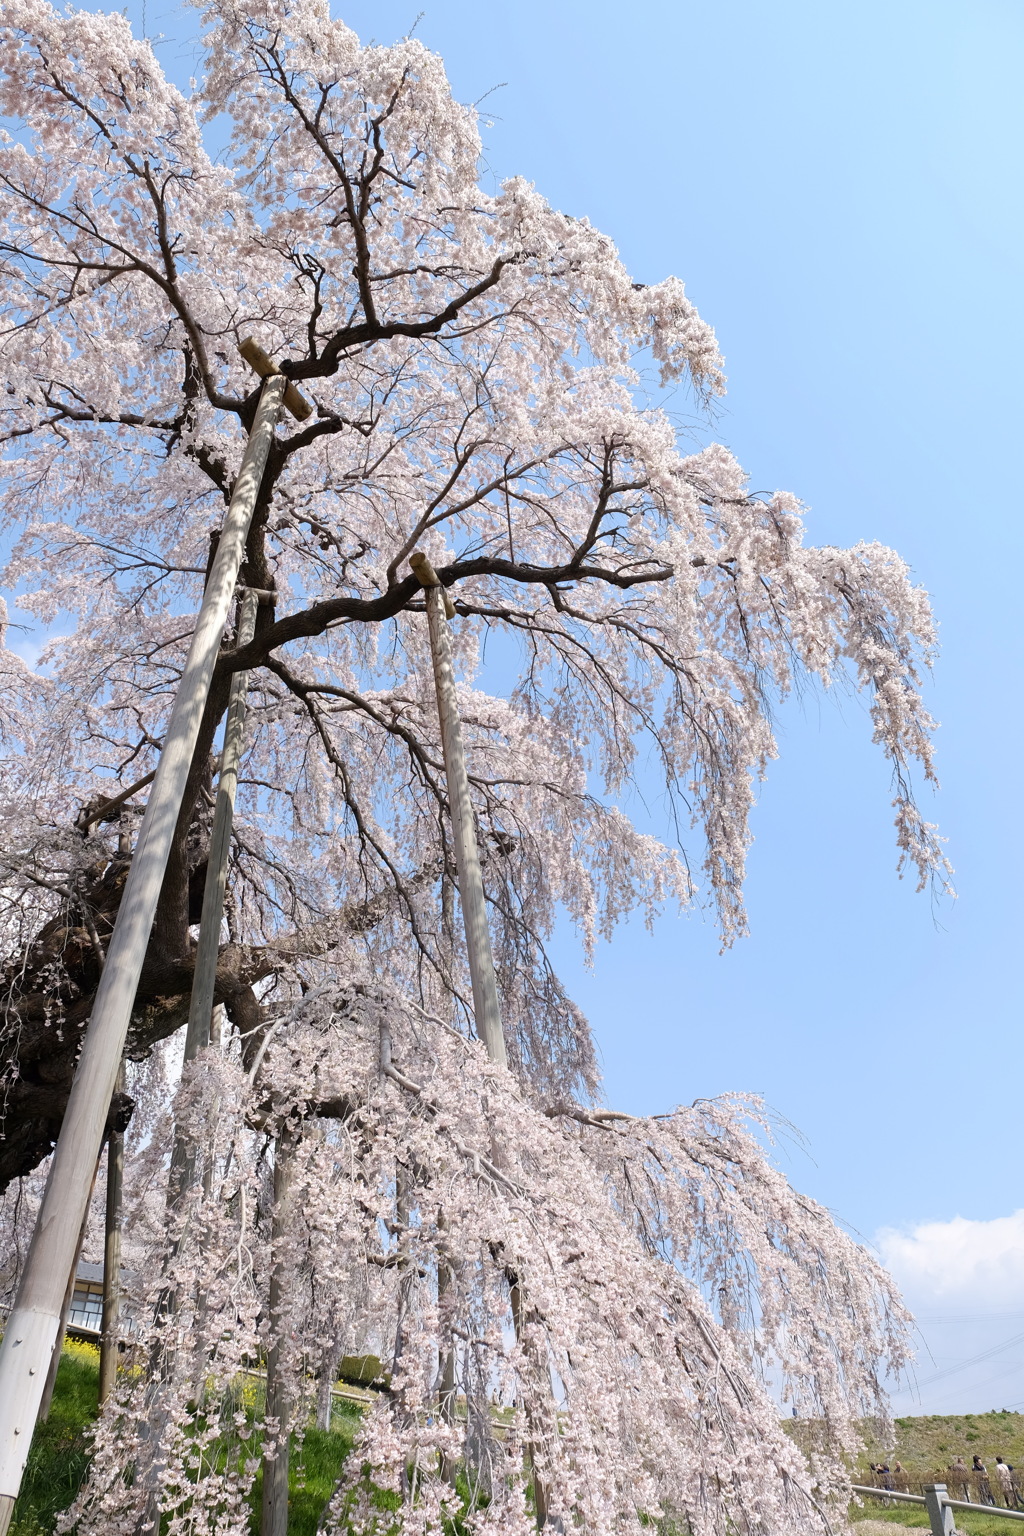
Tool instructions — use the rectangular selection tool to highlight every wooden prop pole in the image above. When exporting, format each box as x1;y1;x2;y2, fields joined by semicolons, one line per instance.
99;1068;125;1405
409;554;506;1066
408;558;556;1520
166;587;258;1213
0;369;288;1530
261;1134;295;1536
183;588;258;1062
238;338;313;424
35;1157;99;1424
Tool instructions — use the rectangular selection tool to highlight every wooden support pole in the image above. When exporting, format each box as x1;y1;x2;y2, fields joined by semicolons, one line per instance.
261;1134;295;1536
437;1252;458;1486
35;1157;98;1424
238;338;313;423
167;588;257;1211
0;370;287;1531
409;553;506;1067
99;1073;125;1405
209;1002;225;1051
184;587;258;1062
407;557;555;1518
77;769;156;835
510;1273;552;1529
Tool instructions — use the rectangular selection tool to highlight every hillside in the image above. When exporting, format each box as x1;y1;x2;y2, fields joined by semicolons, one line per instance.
848;1411;1024;1536
11;1342;361;1536
859;1410;1024;1481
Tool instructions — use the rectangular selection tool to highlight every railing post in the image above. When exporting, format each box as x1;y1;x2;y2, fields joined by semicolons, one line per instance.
924;1485;956;1536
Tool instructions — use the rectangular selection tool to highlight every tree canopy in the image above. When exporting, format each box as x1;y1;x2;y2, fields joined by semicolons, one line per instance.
0;1;942;1530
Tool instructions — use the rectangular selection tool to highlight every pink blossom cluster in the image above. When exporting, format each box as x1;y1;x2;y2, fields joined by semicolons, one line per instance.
49;982;909;1534
0;0;935;1528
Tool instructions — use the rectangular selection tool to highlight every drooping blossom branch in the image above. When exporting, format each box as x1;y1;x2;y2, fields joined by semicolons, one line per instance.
56;980;909;1536
0;0;949;1182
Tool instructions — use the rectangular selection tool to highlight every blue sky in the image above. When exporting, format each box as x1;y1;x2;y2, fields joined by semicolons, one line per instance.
20;0;1024;1410
328;0;1024;1413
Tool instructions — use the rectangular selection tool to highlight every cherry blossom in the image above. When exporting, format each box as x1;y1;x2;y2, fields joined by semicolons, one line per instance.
0;0;941;1527
54;981;910;1534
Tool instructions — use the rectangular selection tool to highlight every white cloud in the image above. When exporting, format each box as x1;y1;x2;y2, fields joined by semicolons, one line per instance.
875;1211;1024;1413
878;1210;1024;1308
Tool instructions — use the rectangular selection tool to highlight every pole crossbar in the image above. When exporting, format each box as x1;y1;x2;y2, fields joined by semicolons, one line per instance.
0;369;287;1531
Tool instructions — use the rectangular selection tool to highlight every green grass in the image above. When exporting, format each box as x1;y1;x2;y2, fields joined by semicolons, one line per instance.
9;1343;366;1536
251;1403;364;1536
11;1341;100;1536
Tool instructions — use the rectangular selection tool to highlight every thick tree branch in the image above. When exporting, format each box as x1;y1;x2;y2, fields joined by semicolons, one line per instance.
218;553;676;676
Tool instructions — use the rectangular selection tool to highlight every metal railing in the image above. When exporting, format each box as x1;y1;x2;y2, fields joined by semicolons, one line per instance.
853;1483;1024;1535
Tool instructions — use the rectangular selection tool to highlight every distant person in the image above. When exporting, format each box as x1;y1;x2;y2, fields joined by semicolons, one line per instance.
973;1455;995;1506
892;1462;909;1491
869;1462;893;1506
1011;1464;1024;1510
995;1457;1015;1509
949;1457;971;1501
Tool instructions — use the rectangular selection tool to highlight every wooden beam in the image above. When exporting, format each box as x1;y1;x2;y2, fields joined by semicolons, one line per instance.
239;337;313;422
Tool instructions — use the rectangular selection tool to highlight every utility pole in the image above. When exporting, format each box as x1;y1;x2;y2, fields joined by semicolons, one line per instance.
409;553;506;1067
0;351;308;1531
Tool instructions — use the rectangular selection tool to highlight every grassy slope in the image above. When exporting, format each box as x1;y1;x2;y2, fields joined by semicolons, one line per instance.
10;1342;363;1536
12;1342;99;1536
860;1409;1024;1478
851;1411;1024;1536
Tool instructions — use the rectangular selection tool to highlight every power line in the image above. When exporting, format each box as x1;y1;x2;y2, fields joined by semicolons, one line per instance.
918;1314;1024;1324
908;1331;1024;1391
